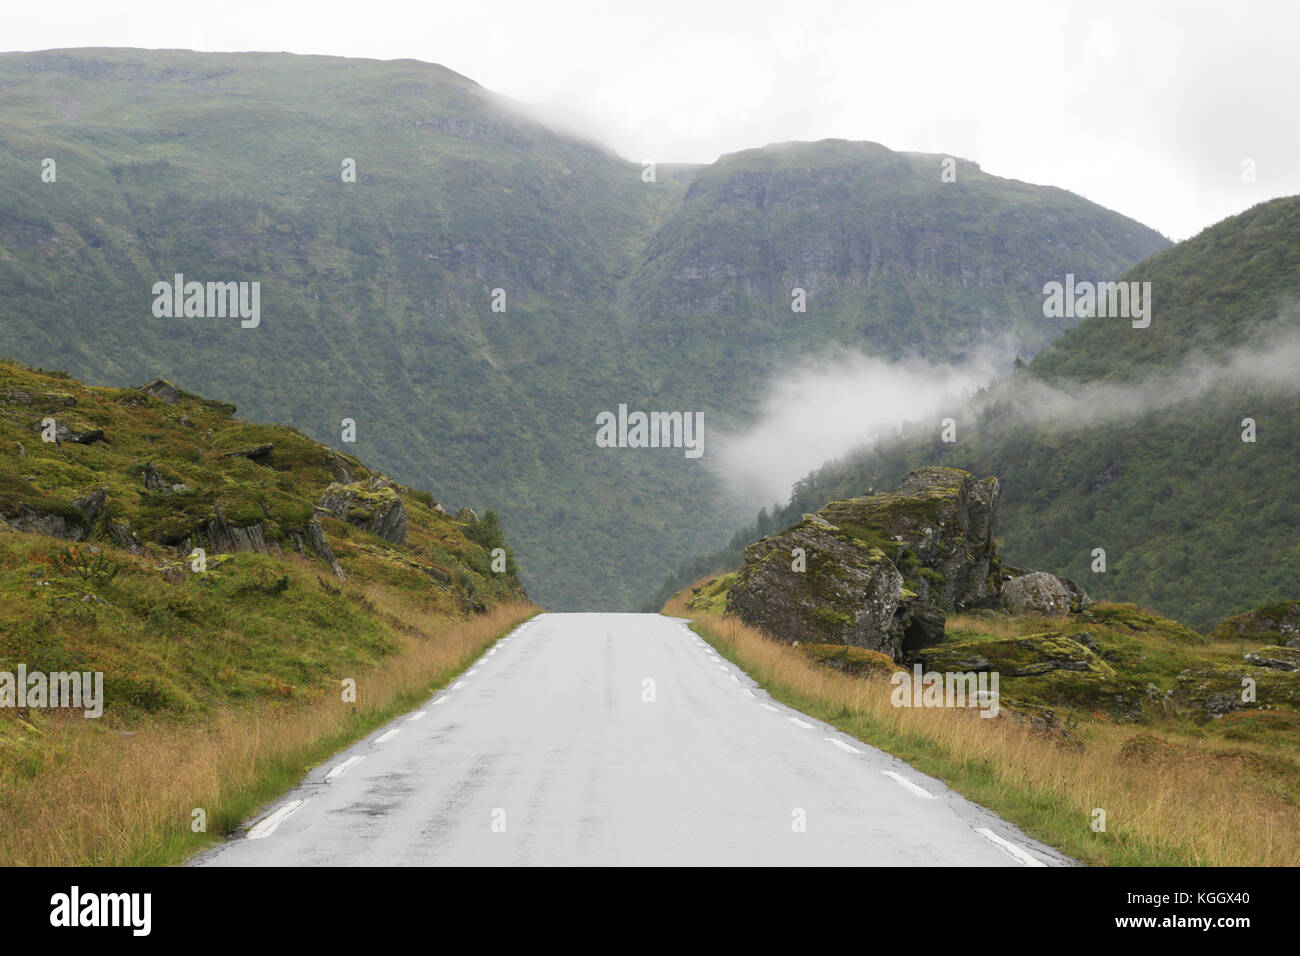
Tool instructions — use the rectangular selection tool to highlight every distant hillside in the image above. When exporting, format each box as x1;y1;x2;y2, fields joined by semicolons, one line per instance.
656;196;1300;631
0;48;1168;609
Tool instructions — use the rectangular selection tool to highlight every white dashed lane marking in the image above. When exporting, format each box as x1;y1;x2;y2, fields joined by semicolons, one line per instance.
325;756;364;781
246;800;305;840
974;827;1047;866
375;728;403;744
825;737;862;754
787;717;814;729
883;770;936;799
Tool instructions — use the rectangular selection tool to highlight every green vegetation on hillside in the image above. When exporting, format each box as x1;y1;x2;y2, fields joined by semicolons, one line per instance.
653;196;1300;630
0;48;1167;610
0;358;526;724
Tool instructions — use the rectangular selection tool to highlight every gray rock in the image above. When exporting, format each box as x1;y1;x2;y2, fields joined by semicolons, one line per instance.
318;479;408;545
1002;571;1073;616
1244;646;1300;672
142;462;169;491
72;486;110;523
139;377;184;404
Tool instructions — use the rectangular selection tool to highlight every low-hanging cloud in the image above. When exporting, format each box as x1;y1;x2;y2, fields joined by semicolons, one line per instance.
712;311;1300;509
708;346;1010;505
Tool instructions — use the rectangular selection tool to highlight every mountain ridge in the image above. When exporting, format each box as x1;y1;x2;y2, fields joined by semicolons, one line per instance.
0;47;1169;609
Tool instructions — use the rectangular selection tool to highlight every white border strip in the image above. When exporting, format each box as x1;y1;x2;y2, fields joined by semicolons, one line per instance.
883;770;936;799
974;827;1047;867
246;799;305;840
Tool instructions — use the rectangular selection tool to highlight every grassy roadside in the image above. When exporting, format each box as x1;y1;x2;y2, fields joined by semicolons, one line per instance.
0;601;537;866
667;595;1300;867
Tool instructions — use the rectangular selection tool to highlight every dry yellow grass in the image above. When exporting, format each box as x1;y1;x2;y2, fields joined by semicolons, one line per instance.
0;600;535;866
666;592;1300;866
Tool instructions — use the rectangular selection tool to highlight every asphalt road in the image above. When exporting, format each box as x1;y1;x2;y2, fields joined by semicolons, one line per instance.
195;612;1071;866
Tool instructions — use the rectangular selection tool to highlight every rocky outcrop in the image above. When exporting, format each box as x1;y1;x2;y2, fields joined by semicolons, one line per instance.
912;634;1114;677
4;504;88;541
1172;664;1299;716
287;519;345;579
72;486;109;523
220;442;274;463
1211;600;1300;648
317;478;408;545
138;377;184;404
722;467;1088;660
1243;646;1300;671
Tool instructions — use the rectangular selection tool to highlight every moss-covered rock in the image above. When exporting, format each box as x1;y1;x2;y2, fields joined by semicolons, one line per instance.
797;643;896;679
1244;645;1300;671
686;572;738;614
912;633;1116;677
1172;664;1300;716
724;467;1087;661
1211;600;1300;647
318;478;408;545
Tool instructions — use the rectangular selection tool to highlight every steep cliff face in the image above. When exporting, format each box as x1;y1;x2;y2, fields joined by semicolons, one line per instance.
715;467;1087;659
625;140;1168;370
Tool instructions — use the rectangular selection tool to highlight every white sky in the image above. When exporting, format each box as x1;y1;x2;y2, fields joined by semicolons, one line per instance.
5;0;1298;240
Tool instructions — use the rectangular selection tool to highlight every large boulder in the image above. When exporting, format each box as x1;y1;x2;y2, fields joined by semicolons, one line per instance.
725;468;1012;659
720;467;1090;661
725;512;906;655
1002;571;1073;616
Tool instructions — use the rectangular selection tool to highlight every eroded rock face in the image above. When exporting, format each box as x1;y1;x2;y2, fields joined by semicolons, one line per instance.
726;513;905;654
727;468;1009;658
318;478;408;545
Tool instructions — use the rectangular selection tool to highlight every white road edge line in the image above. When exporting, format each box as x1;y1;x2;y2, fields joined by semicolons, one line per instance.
883;770;936;799
432;697;447;706
451;680;466;690
825;737;862;754
375;728;403;744
407;710;428;722
788;717;814;729
729;675;741;683
246;799;305;840
325;755;364;781
974;827;1048;867
760;703;780;713
742;688;756;697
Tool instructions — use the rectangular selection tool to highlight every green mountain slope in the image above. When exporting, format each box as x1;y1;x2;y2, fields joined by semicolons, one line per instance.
0;48;1168;609
666;196;1300;630
0;358;527;716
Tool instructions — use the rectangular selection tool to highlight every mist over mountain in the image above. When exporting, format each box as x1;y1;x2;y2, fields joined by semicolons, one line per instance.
667;195;1300;630
0;48;1168;609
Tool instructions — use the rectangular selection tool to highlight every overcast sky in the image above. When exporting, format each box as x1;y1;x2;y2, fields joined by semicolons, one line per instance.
6;0;1297;240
